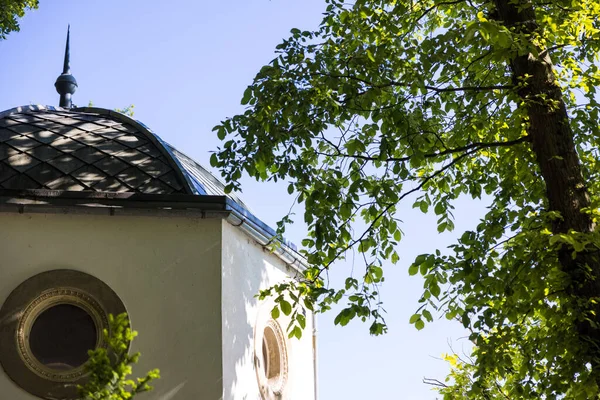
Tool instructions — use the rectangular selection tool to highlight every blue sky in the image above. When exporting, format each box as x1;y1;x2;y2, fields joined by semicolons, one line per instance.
0;2;489;398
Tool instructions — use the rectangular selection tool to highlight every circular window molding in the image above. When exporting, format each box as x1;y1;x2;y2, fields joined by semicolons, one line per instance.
0;270;127;399
255;316;289;399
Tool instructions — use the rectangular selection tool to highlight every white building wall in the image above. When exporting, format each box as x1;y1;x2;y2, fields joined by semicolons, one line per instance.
221;220;316;400
0;212;224;400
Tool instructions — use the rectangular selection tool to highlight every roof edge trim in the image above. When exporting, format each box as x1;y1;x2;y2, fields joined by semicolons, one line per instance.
225;198;308;271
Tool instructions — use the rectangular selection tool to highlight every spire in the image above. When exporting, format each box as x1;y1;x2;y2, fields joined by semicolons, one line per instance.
62;24;71;74
54;25;78;108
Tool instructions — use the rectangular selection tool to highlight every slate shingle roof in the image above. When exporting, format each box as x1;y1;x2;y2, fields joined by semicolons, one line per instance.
0;105;245;202
0;106;187;194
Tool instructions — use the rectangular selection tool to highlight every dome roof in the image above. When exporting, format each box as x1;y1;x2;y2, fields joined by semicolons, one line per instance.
0;105;247;208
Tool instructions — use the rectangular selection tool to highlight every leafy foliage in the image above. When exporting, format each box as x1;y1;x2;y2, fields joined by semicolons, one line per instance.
114;104;135;117
213;0;600;397
0;0;38;40
87;102;135;117
78;313;160;400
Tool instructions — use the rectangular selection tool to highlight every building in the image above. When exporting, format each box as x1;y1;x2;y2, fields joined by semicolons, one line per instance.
0;28;316;400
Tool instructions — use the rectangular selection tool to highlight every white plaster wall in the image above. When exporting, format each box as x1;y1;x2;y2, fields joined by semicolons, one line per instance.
221;220;316;400
0;212;223;400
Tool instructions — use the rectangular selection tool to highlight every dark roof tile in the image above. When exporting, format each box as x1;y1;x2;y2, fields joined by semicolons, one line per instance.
4;153;40;173
71;165;108;187
70;131;105;145
48;154;86;175
9;114;42;124
116;167;152;189
159;171;184;191
138;179;174;194
45;176;85;191
72;122;103;132
25;145;63;162
94;140;127;156
0;163;17;183
0;144;19;161
115;134;147;149
115;148;150;166
59;127;87;138
93;156;130;176
48;116;83;125
111;124;138;134
30;120;68;131
136;143;163;158
25;163;63;186
0;128;17;143
25;130;62;144
94;127;126;140
48;124;81;136
92;177;130;192
6;136;42;152
71;147;107;164
1;174;42;190
137;157;170;178
49;137;85;153
0;118;20;128
90;118;120;128
7;123;41;135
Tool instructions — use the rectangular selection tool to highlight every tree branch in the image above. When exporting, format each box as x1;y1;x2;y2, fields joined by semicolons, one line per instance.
423;84;514;93
316;136;529;163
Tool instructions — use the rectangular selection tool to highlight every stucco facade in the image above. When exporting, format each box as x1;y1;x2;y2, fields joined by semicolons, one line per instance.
0;210;315;399
221;221;316;400
0;212;223;399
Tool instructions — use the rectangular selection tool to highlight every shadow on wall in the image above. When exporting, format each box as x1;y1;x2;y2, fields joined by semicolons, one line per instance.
221;227;295;400
152;380;187;400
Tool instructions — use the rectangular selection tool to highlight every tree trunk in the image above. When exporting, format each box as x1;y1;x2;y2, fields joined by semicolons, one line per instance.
494;0;600;381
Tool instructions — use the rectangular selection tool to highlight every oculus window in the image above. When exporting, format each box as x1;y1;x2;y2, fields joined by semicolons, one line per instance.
0;270;127;399
255;319;288;399
29;304;98;370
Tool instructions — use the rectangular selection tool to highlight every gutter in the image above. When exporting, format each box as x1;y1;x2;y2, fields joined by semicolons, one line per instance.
224;199;307;274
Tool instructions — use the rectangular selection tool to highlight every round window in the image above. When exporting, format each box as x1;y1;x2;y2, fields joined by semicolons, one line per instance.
262;325;282;386
0;269;127;399
29;303;98;370
255;319;288;399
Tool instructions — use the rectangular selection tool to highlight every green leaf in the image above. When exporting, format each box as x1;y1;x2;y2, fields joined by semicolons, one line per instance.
271;306;280;319
415;319;425;330
241;87;252;105
430;283;441;298
280;300;292;316
297;314;306;329
408;264;419;276
366;49;375;62
422;309;433;322
409;313;420;324
434;202;445;215
209;153;218;167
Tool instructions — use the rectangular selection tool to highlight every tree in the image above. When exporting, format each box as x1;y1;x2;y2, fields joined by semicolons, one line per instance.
213;0;600;397
78;313;160;400
0;0;38;40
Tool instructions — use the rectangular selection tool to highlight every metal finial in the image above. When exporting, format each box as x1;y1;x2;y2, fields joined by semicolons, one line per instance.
62;24;71;74
55;25;77;108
